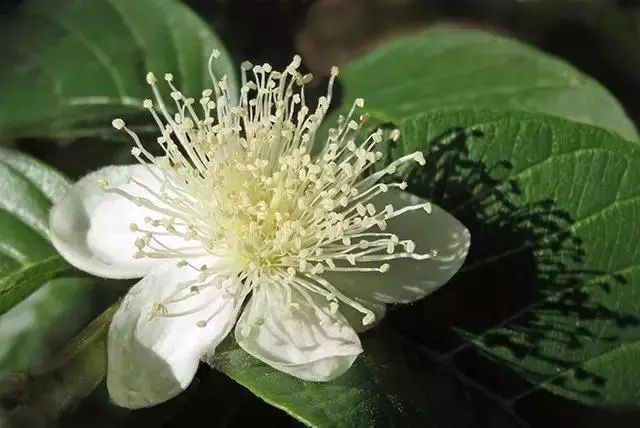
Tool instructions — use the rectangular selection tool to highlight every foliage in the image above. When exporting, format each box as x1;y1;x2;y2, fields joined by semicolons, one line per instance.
1;0;640;426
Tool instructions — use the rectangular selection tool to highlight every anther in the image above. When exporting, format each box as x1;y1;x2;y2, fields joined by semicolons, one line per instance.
362;312;376;326
135;238;146;250
151;302;168;317
372;131;383;143
386;242;394;254
112;118;125;130
329;301;339;314
146;72;157;84
366;203;376;216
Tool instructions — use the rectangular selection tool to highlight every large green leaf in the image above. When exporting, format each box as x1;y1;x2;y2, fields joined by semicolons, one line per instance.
213;331;522;428
0;0;235;140
0;148;70;314
391;109;640;408
214;335;427;427
340;28;638;140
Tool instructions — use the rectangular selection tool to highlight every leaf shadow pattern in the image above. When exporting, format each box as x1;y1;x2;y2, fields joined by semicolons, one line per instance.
384;126;639;409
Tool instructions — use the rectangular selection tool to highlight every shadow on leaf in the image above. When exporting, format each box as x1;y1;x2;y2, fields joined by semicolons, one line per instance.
384;125;639;415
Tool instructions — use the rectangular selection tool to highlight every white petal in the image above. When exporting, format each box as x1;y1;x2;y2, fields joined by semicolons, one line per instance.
50;165;185;279
326;190;470;303
235;284;362;382
107;261;238;408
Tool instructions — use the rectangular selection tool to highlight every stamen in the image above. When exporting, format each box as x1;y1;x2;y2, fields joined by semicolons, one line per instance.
110;54;437;325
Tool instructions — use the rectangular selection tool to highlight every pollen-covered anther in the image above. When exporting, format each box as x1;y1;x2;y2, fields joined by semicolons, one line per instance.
413;152;426;166
112;118;125;130
150;302;168;318
405;240;416;253
329;301;339;314
362;312;376;326
146;72;157;84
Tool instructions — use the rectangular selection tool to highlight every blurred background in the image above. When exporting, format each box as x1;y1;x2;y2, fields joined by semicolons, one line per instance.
1;0;640;426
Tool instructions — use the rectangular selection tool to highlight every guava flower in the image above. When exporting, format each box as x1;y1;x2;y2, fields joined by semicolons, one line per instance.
49;53;470;409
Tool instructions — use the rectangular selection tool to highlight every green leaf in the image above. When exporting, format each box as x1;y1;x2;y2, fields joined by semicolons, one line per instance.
0;148;95;377
0;277;92;373
0;0;235;140
213;331;496;428
0;148;70;314
0;256;69;316
0;148;70;201
395;109;640;408
340;27;638;140
0;302;117;426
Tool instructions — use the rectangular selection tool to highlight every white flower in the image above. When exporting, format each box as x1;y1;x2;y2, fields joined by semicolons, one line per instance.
49;54;470;409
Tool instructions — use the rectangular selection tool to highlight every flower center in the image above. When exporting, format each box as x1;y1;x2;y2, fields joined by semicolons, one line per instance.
106;53;434;326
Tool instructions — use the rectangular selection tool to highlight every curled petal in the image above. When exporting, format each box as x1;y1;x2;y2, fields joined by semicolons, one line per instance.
235;283;362;382
50;165;187;279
